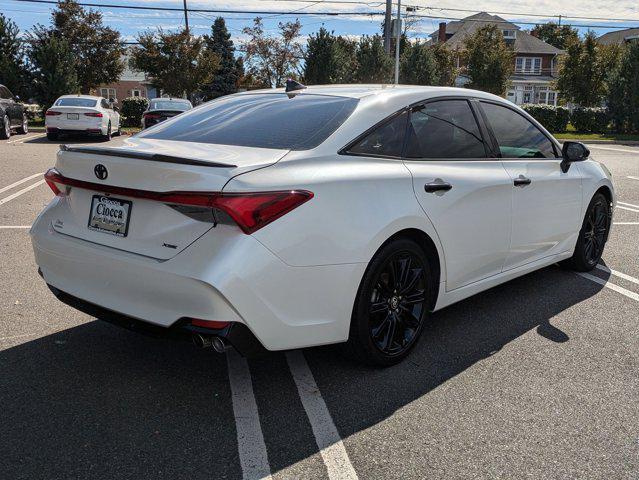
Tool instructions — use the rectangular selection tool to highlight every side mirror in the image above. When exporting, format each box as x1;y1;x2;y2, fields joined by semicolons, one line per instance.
15;95;21;102
561;141;589;173
113;106;120;112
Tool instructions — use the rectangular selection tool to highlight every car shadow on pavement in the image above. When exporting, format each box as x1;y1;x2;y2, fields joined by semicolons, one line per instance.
0;265;609;479
25;134;112;145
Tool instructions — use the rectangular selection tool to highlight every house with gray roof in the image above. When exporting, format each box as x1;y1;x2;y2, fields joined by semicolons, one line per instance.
430;12;564;106
597;28;639;46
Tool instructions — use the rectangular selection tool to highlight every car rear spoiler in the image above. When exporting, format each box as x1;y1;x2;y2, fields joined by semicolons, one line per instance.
60;144;237;168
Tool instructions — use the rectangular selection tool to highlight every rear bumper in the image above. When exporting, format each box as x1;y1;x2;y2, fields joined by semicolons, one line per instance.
46;282;268;357
30;200;365;351
47;127;104;136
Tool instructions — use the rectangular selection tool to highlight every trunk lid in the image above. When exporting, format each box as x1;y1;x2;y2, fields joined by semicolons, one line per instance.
50;138;288;260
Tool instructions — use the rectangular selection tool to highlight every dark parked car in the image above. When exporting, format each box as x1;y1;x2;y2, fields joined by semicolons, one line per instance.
0;84;28;139
142;98;193;129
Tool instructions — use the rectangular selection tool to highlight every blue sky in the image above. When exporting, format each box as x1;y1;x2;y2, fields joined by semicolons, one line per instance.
4;0;639;46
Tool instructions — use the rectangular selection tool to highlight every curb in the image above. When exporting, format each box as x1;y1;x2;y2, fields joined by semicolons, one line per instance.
559;139;639;145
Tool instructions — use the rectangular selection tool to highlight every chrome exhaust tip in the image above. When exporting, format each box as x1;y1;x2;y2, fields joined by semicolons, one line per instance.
192;333;213;349
211;336;226;354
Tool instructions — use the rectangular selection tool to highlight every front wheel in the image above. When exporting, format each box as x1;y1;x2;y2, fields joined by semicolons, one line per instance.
563;192;611;271
345;238;433;366
17;114;28;134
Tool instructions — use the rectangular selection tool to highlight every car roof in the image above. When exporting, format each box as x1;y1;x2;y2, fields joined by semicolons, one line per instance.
57;94;102;100
241;84;507;103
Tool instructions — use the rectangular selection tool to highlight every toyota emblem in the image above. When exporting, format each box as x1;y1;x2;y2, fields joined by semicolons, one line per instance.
94;164;108;180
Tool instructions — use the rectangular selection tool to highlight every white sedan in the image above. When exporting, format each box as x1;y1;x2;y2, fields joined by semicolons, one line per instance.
31;85;614;366
45;95;121;141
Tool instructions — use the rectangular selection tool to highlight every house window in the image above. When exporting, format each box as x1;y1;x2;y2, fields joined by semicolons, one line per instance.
131;89;141;97
100;88;116;101
502;30;517;39
516;57;542;75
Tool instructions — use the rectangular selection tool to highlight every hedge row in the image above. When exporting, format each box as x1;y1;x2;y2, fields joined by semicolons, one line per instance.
120;97;149;128
521;104;610;133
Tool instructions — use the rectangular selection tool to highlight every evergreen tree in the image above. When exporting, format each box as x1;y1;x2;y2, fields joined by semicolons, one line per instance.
607;41;639;133
462;25;514;96
556;33;614;107
0;14;28;98
530;23;579;50
203;17;240;99
30;0;124;94
28;34;79;113
355;35;393;83
400;41;439;85
304;28;356;84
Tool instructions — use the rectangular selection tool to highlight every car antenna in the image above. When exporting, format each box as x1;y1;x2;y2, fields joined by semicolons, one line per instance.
285;79;306;97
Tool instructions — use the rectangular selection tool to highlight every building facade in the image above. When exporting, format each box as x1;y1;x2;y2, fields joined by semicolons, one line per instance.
92;55;152;104
430;13;564;106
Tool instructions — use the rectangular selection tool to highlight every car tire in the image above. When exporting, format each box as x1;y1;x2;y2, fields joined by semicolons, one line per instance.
46;132;59;141
345;238;433;367
17;114;28;134
563;192;611;272
102;122;112;141
0;115;11;140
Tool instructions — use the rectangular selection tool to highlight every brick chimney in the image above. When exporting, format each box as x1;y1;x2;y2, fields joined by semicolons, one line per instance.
438;22;447;43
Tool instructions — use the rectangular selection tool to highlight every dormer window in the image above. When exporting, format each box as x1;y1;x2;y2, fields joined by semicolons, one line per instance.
502;30;517;39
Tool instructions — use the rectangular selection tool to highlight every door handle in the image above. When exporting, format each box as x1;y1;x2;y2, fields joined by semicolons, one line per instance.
514;176;531;187
424;182;452;193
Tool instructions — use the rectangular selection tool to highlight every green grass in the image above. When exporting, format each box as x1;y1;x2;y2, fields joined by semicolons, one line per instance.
552;123;639;142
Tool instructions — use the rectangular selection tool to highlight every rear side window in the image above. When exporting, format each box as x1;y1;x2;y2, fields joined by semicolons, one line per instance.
405;100;486;159
55;98;98;108
481;102;557;158
137;94;359;150
347;111;408;157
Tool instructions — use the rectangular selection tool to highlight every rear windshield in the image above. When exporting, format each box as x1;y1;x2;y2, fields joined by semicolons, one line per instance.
137;93;359;150
150;100;192;111
55;98;98;107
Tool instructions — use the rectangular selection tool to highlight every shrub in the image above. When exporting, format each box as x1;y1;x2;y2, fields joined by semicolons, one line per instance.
571;107;609;133
120;96;148;128
521;104;570;132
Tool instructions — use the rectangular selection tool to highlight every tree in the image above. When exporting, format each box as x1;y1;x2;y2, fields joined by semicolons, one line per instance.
462;25;514;96
400;41;456;86
28;35;78;113
556;33;614;107
432;44;457;87
242;17;303;88
355;35;393;83
304;28;357;84
0;14;28;98
202;17;241;99
530;22;579;50
130;29;219;100
607;41;639;133
30;0;124;94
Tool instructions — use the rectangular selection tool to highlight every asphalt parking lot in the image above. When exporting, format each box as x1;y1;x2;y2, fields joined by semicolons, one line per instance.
0;132;638;480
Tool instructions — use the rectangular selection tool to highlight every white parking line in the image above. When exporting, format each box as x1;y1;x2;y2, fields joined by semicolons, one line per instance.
617;205;639;213
618;201;639;209
226;349;272;480
0;180;45;206
613;222;639;225
0;172;44;194
5;133;46;144
577;272;639;302
588;145;639;154
628;176;639;181
286;350;358;480
596;264;639;287
0;226;30;229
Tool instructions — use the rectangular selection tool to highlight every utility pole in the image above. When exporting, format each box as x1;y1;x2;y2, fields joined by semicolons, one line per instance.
394;0;401;84
183;0;189;34
384;0;392;54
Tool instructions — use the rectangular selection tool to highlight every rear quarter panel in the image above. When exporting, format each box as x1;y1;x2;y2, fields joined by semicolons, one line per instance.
224;153;445;271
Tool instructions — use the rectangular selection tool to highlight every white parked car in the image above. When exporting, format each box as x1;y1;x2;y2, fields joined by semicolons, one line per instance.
45;95;121;141
31;85;615;365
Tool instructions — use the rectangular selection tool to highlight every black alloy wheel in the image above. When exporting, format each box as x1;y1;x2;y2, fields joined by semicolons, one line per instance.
564;192;611;272
346;238;432;366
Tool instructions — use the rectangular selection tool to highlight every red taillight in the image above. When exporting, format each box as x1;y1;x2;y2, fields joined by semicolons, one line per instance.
190;319;230;329
144;113;160;119
84;112;103;117
43;169;313;234
45;110;62;116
